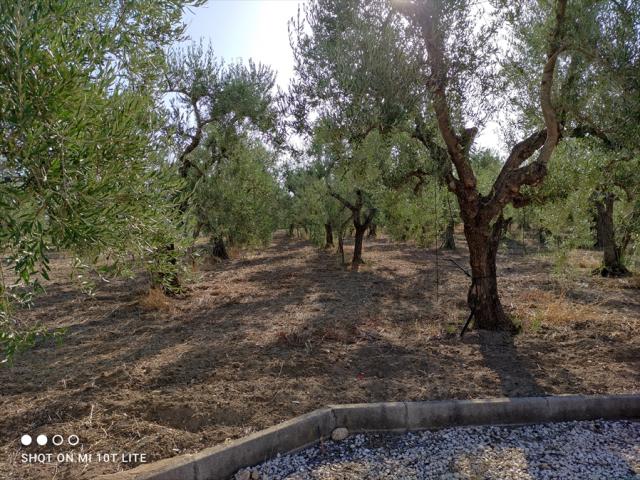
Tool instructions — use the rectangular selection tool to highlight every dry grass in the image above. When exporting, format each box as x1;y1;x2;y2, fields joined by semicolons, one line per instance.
137;287;176;313
569;250;602;270
1;232;638;480
226;245;244;259
512;289;608;331
626;274;640;290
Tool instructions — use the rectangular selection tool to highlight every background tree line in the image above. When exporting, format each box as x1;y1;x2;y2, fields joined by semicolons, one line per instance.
1;0;638;361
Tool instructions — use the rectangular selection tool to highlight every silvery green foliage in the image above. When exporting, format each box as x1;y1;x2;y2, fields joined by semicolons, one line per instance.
0;0;199;363
191;134;281;248
502;0;639;261
286;1;448;245
164;41;281;171
163;42;283;250
525;139;639;259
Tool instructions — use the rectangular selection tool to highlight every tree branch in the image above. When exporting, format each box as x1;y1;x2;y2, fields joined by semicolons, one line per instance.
530;0;568;166
411;119;464;196
570;123;615;149
177;96;214;179
419;4;477;190
489;129;546;207
329;190;357;212
486;0;567;217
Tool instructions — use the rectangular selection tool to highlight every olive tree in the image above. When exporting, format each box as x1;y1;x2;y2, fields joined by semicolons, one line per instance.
288;0;431;268
163;42;281;257
0;0;198;361
190;133;282;256
503;0;640;276
392;0;571;331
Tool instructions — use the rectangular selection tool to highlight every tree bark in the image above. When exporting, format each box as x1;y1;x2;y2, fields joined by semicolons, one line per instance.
596;193;630;277
337;234;345;265
324;223;334;248
211;236;229;260
441;220;456;250
465;216;517;332
593;200;606;249
329;189;375;270
352;225;367;269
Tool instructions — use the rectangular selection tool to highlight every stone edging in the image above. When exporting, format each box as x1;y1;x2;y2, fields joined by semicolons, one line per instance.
98;394;640;480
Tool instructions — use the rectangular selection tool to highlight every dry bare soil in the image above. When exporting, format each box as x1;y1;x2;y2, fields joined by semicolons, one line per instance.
1;232;639;479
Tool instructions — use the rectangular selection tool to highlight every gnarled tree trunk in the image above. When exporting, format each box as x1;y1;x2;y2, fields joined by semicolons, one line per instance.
329;189;376;271
397;0;567;332
211;236;229;260
465;216;516;331
324;223;334;248
593;206;606;249
441;220;456;250
352;224;367;268
595;193;629;277
337;235;345;265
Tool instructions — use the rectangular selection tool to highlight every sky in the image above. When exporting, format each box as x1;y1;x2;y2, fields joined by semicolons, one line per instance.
182;0;306;89
182;0;501;152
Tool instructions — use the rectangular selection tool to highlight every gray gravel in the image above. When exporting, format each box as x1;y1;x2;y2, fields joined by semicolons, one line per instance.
242;420;640;480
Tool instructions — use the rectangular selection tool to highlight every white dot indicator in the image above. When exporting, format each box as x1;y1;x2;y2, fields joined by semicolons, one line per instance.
52;435;64;446
20;435;32;446
68;435;80;446
36;434;48;446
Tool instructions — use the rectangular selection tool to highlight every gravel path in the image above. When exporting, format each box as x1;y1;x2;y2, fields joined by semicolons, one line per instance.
241;420;640;480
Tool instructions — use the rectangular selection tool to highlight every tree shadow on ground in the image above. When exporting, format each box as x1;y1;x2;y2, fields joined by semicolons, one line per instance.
1;232;636;480
473;331;547;397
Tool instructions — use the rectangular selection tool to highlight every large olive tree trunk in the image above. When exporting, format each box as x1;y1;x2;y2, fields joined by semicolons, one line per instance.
337;234;346;265
465;216;515;331
593;205;606;249
352;224;367;267
595;193;629;277
397;0;567;332
211;236;229;260
324;223;334;248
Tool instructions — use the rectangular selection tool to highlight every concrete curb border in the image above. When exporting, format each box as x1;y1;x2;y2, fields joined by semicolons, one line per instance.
99;394;640;480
